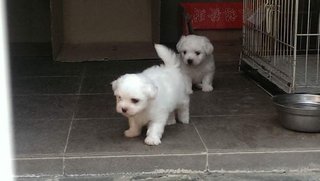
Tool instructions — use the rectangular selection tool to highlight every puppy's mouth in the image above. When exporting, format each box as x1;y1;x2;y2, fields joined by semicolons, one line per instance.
120;111;135;117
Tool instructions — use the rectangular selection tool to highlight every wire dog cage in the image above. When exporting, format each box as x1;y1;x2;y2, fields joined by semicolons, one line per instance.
241;0;320;93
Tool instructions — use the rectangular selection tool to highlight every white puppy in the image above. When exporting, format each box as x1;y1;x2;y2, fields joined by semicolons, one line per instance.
176;34;215;92
111;44;191;146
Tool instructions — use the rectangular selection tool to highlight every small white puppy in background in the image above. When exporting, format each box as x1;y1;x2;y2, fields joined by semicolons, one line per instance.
111;44;191;146
176;34;215;92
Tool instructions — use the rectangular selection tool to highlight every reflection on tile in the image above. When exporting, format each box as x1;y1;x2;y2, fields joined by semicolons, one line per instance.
66;118;205;156
75;94;119;119
12;44;320;177
193;115;320;152
14;119;71;157
11;57;84;77
208;151;320;172
65;154;206;174
61;176;113;181
12;77;81;95
13;95;77;120
213;73;259;92
15;158;63;176
216;61;240;73
80;76;116;94
84;60;160;76
190;91;274;116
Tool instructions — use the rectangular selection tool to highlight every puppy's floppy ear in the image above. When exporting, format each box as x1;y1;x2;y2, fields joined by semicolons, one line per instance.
176;35;186;52
111;79;118;91
203;37;214;55
143;83;158;99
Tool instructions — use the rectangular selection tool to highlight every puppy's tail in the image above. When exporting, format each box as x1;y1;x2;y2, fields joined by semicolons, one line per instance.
154;44;180;68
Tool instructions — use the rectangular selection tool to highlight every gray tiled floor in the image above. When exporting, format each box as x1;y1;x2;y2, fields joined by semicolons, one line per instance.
190;91;275;116
13;95;78;120
14;118;71;157
80;76;116;94
12;76;81;95
75;94;119;119
66;118;205;156
11;44;320;178
193;115;320;152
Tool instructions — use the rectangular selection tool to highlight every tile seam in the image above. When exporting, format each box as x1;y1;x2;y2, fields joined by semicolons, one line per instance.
192;122;209;171
63;153;207;159
208;149;320;155
16;149;320;160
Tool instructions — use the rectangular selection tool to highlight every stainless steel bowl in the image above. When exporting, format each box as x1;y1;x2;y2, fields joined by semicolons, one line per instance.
272;94;320;133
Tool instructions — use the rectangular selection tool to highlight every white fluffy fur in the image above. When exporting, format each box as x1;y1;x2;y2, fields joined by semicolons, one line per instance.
111;44;191;146
176;34;215;92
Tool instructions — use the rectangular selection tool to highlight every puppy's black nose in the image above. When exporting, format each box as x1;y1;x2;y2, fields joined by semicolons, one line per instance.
122;108;127;113
187;59;193;65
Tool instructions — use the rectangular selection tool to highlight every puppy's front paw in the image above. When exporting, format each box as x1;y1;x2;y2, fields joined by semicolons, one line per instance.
202;84;213;92
180;117;189;124
187;88;193;94
144;136;161;146
124;129;140;138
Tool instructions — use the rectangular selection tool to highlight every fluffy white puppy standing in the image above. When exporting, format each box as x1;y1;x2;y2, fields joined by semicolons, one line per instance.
176;34;215;92
111;44;191;146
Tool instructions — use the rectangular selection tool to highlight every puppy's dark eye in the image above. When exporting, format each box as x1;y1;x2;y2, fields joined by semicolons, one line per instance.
183;51;186;55
131;98;139;104
195;51;200;55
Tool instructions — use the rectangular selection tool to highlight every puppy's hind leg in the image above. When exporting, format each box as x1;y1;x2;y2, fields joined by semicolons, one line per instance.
177;98;190;124
166;112;176;125
124;117;143;138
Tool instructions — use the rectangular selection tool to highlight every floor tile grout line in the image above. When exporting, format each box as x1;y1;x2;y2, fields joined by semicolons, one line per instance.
79;93;113;95
13;93;114;96
13;117;122;121
77;65;87;95
68;113;275;121
15;153;207;161
16;148;320;160
208;149;320;155
62;67;87;175
12;89;265;96
63;153;207;159
13;114;274;122
73;117;123;120
12;75;81;79
215;72;245;75
12;89;265;97
63;114;75;154
76;113;275;120
62;113;75;176
248;78;274;97
190;113;275;118
11;72;244;79
12;89;267;96
192;122;209;171
194;90;263;93
15;157;63;161
19;112;275;122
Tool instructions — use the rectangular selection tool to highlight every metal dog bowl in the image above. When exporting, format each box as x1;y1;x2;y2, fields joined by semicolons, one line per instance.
272;94;320;133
